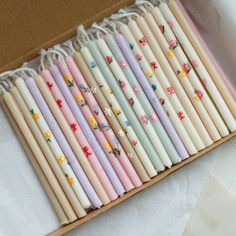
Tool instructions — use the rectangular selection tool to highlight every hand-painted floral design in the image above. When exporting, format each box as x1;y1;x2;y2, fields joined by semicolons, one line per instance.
119;80;126;88
129;43;134;50
192;60;198;68
131;140;137;146
108;87;113;94
132;84;139;93
67;177;75;185
183;63;191;74
80;83;90;93
70;123;78;132
44;131;52;142
64;74;74;87
90;86;97;94
139;37;147;46
30;109;40;120
141;115;148;124
101;123;110;131
150;112;158;121
118;129;125;137
128;153;134;159
47;81;53;89
146;71;153;79
177;69;187;78
178;111;185;120
167;20;174;29
93;104;99;115
113;137;121;156
128;97;135;106
151;84;157;91
167;86;175;95
105;140;113;153
75;94;87;106
88;116;99;130
135;53;142;61
169;39;178;50
125;120;130;126
202;78;207;86
56;99;63;108
119;59;126;69
167;49;174;57
159;24;165;33
58;155;67;164
194;89;204;101
106;55;113;64
114;108;121;115
104;107;112;116
82;146;92;158
150;61;158;69
90;61;97;68
159;97;165;105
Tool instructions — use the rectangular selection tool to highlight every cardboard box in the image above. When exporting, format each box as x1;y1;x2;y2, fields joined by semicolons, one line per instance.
0;1;235;235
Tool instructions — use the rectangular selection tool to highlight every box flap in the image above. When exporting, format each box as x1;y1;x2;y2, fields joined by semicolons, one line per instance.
0;0;133;72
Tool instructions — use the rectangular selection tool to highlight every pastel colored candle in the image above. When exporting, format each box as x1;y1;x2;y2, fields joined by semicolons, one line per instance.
96;36;172;167
125;19;198;155
150;6;228;138
113;33;181;164
24;77;97;208
158;4;236;133
10;85;86;217
143;10;214;147
49;64;126;196
1;97;70;224
153;5;236;137
136;14;208;150
1;89;83;220
59;57;142;187
73;50;156;179
83;42;165;171
15;77;91;209
40;69;117;201
34;74;110;206
169;0;236;119
118;23;189;159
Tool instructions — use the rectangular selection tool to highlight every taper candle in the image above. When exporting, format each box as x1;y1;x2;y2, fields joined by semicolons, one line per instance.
49;64;125;196
40;69;117;201
73;51;154;180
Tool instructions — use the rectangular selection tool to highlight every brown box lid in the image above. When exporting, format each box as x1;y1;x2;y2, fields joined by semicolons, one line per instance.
0;0;133;72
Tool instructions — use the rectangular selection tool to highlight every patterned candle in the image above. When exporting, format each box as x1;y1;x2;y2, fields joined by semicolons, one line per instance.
83;42;165;171
49;64;126;196
34;74;110;206
10;84;85;217
96;36;172;167
24;77;97;208
150;6;227;138
143;10;214;146
118;23;189;159
160;2;236;131
73;49;157;179
57;58;141;188
169;0;236;119
112;33;181;164
136;14;207;151
1;88;84;219
40;69;117;201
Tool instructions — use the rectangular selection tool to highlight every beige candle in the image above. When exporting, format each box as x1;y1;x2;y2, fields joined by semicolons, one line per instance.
9;85;85;218
168;0;236;119
35;75;110;205
0;97;69;225
1;89;78;222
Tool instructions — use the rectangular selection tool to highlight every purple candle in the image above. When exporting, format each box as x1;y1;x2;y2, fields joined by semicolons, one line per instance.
115;33;188;159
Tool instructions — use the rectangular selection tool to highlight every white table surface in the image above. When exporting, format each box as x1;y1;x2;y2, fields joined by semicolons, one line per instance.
0;0;236;235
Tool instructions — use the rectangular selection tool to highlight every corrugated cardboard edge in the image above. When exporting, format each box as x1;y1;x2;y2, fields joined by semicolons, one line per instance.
48;132;236;236
0;0;133;73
